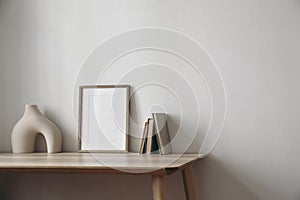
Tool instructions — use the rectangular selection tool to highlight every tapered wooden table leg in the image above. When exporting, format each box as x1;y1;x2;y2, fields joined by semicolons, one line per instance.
181;165;197;200
152;175;166;200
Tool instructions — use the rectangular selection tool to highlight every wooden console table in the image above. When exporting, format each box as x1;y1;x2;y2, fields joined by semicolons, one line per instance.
0;153;204;200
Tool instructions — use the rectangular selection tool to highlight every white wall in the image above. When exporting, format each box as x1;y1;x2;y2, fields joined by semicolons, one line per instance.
0;0;300;199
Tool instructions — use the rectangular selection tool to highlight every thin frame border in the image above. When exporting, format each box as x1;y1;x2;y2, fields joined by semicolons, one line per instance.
78;85;130;153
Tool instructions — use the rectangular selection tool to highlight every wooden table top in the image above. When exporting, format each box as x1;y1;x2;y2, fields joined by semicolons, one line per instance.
0;153;205;175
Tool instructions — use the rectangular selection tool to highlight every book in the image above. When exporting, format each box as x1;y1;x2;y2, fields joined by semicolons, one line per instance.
146;118;159;154
152;113;172;155
139;122;148;154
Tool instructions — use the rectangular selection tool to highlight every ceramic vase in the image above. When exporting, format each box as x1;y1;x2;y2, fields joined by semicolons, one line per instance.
11;104;62;153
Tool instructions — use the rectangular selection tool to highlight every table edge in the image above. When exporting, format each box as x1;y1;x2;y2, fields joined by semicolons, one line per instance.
0;153;205;175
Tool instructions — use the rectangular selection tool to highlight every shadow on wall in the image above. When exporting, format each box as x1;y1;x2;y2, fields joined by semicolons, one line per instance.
5;174;153;200
44;110;73;152
0;175;8;200
194;156;260;200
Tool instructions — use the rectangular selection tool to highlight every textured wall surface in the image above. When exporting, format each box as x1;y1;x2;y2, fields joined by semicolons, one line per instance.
0;0;299;199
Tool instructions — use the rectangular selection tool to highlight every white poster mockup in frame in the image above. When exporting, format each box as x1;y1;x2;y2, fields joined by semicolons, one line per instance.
78;85;129;152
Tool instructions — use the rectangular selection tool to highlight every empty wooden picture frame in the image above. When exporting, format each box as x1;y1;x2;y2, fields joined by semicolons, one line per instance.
78;85;129;152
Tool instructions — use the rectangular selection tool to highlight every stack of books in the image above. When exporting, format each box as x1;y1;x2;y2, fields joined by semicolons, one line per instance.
139;113;172;155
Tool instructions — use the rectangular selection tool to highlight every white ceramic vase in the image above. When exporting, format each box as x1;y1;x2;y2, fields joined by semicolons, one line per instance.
11;105;62;153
